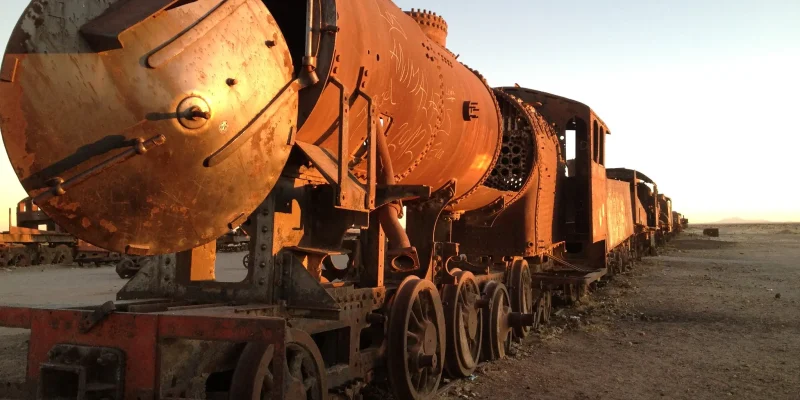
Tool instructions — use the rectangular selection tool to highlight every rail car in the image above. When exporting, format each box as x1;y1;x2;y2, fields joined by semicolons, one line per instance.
216;228;252;253
0;1;684;399
0;198;122;267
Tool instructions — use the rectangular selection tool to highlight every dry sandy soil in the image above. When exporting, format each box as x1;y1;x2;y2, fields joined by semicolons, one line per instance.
439;224;800;400
1;224;799;399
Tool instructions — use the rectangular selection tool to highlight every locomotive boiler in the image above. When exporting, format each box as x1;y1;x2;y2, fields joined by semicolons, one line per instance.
0;0;684;399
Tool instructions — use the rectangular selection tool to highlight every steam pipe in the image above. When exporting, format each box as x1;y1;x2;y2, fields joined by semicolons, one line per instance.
301;0;319;85
375;132;411;250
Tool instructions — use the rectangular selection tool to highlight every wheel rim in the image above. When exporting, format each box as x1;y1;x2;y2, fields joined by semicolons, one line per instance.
54;245;73;265
388;276;446;399
243;253;251;269
542;290;552;324
508;260;533;339
12;250;31;267
481;281;512;361
230;330;325;400
231;341;275;400
532;287;551;327
443;271;482;378
38;248;55;265
284;342;323;400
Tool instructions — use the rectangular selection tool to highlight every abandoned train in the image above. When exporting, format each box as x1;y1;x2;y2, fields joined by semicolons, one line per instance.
0;0;684;399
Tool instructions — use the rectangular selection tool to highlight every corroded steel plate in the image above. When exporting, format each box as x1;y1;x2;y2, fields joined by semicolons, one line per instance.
0;0;297;254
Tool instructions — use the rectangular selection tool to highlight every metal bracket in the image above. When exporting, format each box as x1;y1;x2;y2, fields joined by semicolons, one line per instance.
80;301;116;333
295;140;368;211
277;251;339;313
375;184;431;208
34;134;166;205
327;76;379;211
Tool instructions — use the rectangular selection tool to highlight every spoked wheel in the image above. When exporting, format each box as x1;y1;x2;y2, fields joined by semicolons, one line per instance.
388;276;446;400
243;253;251;269
53;245;73;265
442;270;482;378
507;259;533;339
480;281;513;361
230;329;326;400
37;248;55;265
10;248;33;267
563;284;579;305
533;287;553;327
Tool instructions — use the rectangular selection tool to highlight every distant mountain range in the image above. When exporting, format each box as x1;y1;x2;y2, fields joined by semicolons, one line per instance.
712;217;772;224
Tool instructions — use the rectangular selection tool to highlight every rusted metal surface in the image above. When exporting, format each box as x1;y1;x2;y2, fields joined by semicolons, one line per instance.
451;90;562;258
0;2;689;399
606;168;655;185
296;0;503;213
177;240;216;281
0;305;289;400
605;179;635;250
0;0;297;255
658;194;674;239
499;87;610;261
404;9;449;48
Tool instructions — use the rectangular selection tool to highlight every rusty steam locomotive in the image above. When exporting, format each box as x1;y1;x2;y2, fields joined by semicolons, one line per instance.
0;0;685;399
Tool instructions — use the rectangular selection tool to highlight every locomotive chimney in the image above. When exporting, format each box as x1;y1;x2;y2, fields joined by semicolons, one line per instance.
404;8;449;47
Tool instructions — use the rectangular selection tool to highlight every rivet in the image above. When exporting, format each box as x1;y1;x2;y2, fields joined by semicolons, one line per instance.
226;78;238;86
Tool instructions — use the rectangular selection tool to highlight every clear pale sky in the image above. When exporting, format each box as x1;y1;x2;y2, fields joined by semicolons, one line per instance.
1;0;799;230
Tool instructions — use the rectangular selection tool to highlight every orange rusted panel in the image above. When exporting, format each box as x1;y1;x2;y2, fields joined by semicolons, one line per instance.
591;163;607;243
188;241;217;281
606;179;634;249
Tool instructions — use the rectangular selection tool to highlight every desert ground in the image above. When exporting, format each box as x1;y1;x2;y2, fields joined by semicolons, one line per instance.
1;224;799;399
439;223;800;400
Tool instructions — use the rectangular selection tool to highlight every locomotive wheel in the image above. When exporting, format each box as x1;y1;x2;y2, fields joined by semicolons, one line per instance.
442;270;482;378
480;281;513;361
533;288;553;326
37;248;55;265
508;259;533;339
388;276;446;399
10;248;33;267
243;253;251;269
53;245;73;265
230;330;326;400
563;284;579;304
